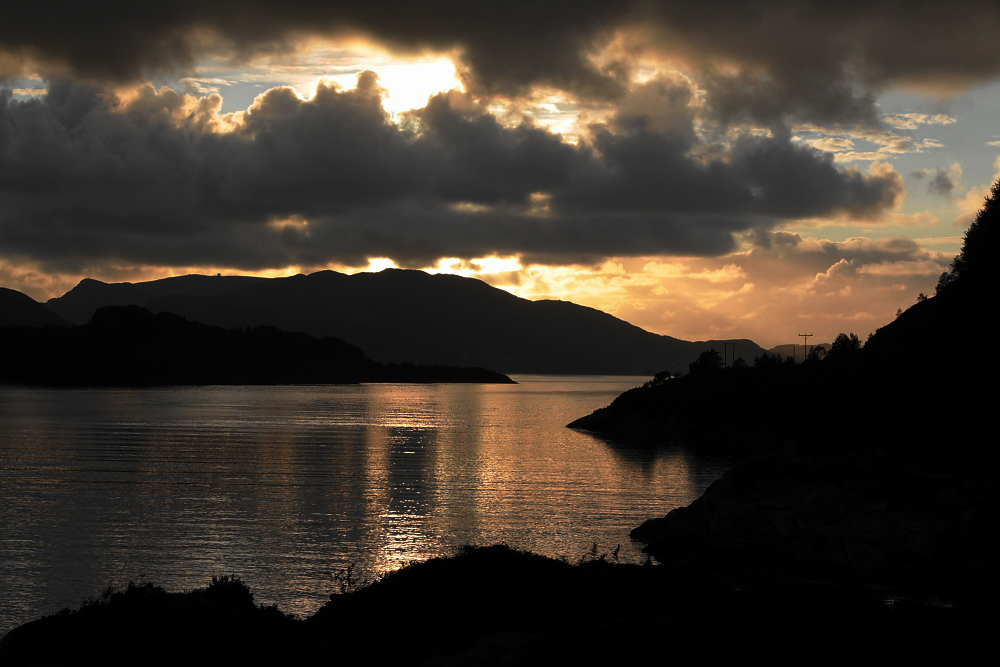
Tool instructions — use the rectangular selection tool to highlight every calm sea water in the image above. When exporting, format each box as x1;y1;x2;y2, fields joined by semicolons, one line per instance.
0;376;728;635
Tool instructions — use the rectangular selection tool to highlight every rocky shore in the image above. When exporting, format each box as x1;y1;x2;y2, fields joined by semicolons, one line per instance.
577;183;1000;617
632;453;1000;598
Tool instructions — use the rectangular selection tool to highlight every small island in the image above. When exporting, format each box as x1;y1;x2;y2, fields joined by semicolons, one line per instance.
0;304;515;386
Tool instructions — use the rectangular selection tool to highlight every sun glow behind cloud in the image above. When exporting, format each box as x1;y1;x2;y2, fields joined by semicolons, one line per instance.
4;9;999;350
234;40;466;117
312;52;464;116
427;256;524;278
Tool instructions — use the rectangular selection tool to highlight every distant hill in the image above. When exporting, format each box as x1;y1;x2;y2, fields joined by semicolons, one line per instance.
0;287;68;327
46;275;268;324
47;269;766;375
0;305;513;386
767;342;830;361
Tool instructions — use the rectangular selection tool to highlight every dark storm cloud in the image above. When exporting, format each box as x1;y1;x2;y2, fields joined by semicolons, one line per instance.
0;76;902;271
560;127;900;220
636;1;1000;127
6;2;1000;126
0;1;627;99
700;69;880;129
293;205;749;269
554;78;901;220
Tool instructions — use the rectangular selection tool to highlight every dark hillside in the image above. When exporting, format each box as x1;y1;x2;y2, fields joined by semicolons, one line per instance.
46;274;269;325
574;178;1000;598
108;268;765;374
0;287;67;327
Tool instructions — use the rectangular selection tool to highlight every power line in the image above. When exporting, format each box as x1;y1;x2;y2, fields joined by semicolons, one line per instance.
798;333;813;361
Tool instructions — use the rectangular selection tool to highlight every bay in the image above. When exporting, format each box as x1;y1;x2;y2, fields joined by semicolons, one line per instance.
0;376;728;635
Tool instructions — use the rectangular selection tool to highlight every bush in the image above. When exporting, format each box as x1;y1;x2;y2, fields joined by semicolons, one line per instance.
200;574;255;607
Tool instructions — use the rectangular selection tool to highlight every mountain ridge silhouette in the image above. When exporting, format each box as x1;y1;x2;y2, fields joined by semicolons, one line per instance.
46;268;766;374
0;287;68;327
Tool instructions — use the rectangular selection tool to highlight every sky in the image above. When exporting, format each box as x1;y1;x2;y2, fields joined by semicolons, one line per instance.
2;1;999;349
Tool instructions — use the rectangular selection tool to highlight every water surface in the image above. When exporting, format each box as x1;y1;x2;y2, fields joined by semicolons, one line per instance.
0;376;727;635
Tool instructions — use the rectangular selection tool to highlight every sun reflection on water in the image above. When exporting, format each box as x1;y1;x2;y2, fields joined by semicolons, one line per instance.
0;378;728;634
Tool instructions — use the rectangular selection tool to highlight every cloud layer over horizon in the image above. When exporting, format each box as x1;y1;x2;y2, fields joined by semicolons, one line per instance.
1;1;995;345
0;74;904;273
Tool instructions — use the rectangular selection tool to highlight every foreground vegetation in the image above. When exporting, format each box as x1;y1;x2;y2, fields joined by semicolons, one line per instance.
2;545;994;666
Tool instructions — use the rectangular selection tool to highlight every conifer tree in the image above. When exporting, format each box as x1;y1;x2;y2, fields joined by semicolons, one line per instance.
937;177;1000;292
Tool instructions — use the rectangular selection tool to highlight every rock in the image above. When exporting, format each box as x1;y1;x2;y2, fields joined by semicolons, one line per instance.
632;453;999;596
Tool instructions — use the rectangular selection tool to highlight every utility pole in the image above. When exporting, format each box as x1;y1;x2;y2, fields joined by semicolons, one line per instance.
799;333;813;361
723;341;737;367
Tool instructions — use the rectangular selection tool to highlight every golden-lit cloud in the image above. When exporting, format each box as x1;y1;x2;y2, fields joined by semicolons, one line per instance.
472;232;950;348
179;77;236;95
267;215;311;232
883;112;956;130
4;1;1000;353
955;184;992;227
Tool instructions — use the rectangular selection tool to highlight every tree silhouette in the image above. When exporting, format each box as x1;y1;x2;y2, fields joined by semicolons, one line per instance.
826;332;861;363
688;348;723;375
937;176;1000;292
831;332;861;353
753;351;790;369
805;346;826;362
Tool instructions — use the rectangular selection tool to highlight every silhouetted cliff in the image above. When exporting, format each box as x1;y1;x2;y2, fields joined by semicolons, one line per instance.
46;269;766;374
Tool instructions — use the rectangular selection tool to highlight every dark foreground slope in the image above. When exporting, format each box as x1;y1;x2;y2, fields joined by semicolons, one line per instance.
576;182;1000;599
47;269;765;374
572;283;998;598
0;305;513;386
2;545;992;666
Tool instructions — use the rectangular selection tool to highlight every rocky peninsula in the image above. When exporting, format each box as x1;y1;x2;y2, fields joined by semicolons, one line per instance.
575;179;1000;604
